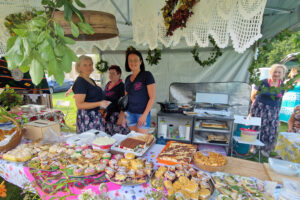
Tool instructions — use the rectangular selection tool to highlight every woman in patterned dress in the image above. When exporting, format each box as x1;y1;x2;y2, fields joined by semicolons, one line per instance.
72;55;111;133
250;64;287;156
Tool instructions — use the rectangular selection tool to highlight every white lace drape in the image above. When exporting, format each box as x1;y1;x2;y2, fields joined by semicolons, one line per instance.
132;0;267;53
0;0;120;54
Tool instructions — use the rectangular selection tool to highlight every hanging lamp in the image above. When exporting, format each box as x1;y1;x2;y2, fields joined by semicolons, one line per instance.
53;10;119;41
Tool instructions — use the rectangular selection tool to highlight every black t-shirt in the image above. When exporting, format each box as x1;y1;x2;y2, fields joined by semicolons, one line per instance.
104;80;124;113
73;77;104;111
125;71;155;114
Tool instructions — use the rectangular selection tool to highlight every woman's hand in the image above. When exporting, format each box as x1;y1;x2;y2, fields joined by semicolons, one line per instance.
99;100;111;108
138;114;147;127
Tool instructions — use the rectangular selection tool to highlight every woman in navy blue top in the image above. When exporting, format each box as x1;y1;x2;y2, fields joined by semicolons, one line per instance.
72;55;111;133
250;64;286;156
120;49;156;134
103;65;129;135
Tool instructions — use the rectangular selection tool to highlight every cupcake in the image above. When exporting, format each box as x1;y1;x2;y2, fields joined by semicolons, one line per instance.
109;159;118;168
144;167;153;177
124;152;135;160
189;168;197;177
165;171;176;181
114;154;124;160
102;153;111;160
145;161;153;169
85;153;94;159
175;170;185;177
105;167;115;177
127;169;136;178
115;171;127;182
73;168;84;176
169;166;176;172
84;167;96;176
95;164;105;172
136;169;146;178
100;159;109;166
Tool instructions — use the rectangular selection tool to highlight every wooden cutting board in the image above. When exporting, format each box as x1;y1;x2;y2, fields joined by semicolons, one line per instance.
223;157;270;181
263;163;300;184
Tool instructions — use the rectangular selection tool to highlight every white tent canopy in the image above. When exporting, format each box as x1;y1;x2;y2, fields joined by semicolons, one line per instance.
0;0;299;103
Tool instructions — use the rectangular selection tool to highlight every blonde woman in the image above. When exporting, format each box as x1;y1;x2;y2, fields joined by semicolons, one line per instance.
250;64;287;156
72;55;111;133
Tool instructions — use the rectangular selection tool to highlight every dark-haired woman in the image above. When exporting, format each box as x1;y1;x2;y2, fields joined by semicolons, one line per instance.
103;65;130;135
121;50;156;134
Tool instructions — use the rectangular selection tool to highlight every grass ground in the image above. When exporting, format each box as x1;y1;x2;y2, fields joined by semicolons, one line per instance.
0;96;291;199
52;92;77;133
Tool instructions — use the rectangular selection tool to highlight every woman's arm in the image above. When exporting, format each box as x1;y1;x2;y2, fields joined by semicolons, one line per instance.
250;89;258;102
74;94;110;110
138;83;156;126
288;113;295;132
65;86;73;97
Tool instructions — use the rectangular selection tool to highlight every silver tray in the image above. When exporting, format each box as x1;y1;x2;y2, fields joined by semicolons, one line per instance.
110;132;156;157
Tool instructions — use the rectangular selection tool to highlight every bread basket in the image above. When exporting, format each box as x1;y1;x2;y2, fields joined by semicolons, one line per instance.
193;152;227;172
0;114;23;152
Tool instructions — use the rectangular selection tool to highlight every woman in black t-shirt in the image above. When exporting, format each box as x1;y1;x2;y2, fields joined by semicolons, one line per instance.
72;55;111;133
120;49;156;134
103;65;129;135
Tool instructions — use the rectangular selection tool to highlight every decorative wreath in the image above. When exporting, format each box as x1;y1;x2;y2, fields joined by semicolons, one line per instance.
162;0;199;36
95;59;109;73
146;48;161;66
191;36;223;67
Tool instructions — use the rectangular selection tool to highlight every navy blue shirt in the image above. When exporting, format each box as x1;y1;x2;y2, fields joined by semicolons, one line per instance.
254;79;284;107
73;77;104;111
125;71;155;114
104;80;124;113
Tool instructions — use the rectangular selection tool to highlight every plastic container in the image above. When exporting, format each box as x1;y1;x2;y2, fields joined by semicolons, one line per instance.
240;128;259;142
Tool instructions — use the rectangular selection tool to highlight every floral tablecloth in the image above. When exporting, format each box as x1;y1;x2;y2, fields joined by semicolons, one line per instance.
0;144;164;200
275;132;300;163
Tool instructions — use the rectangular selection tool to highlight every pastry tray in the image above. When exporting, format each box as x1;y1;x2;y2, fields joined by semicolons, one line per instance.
157;141;197;165
110;132;156;157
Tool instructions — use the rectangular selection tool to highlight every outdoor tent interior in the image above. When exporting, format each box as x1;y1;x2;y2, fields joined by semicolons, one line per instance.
0;0;299;114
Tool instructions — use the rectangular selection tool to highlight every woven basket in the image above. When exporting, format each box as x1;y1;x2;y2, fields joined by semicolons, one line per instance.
0;114;23;152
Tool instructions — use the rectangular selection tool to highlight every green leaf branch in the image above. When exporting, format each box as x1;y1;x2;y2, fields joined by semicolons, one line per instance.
4;0;94;85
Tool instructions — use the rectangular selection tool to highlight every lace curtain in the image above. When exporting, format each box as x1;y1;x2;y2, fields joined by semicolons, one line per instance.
132;0;267;53
0;0;120;54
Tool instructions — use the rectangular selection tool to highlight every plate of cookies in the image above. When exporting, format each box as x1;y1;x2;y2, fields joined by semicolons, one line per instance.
105;153;154;186
151;164;215;199
193;152;227;172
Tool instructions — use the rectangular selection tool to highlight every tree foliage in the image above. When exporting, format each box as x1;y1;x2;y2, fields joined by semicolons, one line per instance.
249;29;300;99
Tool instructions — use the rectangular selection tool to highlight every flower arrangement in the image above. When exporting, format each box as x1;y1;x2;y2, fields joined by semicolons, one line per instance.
161;0;199;36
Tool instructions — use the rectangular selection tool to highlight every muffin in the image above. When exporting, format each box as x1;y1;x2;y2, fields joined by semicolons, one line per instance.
102;153;112;160
95;164;105;172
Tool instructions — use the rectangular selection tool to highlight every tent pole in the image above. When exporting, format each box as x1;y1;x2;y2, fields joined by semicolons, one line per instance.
110;0;132;25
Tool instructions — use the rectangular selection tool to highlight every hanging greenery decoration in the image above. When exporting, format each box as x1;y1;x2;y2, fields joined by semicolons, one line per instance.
146;48;161;66
95;59;109;73
191;36;222;67
162;0;199;36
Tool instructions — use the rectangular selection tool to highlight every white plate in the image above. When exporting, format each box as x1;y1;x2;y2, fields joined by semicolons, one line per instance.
269;158;299;176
